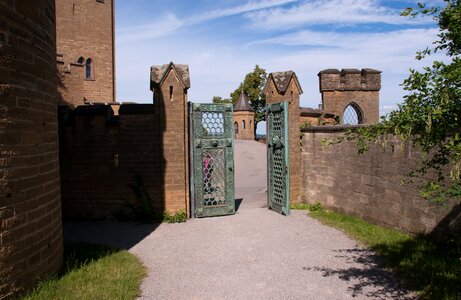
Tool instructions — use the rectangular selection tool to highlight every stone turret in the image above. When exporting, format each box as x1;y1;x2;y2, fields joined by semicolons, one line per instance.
150;62;191;215
264;71;302;204
318;68;381;124
233;92;255;140
1;1;63;298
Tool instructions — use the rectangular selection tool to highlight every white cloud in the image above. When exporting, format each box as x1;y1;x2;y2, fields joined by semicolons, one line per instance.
249;28;440;57
118;0;299;42
246;0;433;30
192;0;299;23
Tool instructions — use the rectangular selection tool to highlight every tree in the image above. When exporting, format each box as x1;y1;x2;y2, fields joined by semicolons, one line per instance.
212;96;232;104
328;1;461;203
230;65;267;134
211;65;267;134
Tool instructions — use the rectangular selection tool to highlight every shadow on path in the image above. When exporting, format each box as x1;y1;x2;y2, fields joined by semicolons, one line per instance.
63;221;160;250
303;248;413;299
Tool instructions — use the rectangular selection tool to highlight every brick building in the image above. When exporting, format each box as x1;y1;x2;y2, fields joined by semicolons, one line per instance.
299;107;338;127
233;92;255;140
318;68;381;125
56;0;116;107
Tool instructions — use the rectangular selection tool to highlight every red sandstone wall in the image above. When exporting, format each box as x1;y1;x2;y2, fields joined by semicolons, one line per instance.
265;77;301;203
299;115;337;127
234;112;255;140
322;90;379;124
301;127;460;234
319;70;381;124
0;1;63;298
59;103;189;219
56;0;115;106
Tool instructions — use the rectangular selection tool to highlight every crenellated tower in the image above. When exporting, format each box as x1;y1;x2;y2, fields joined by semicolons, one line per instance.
318;68;381;124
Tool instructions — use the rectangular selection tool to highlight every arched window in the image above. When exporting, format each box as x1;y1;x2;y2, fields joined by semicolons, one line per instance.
85;58;93;80
234;122;239;137
242;120;246;130
250;120;252;130
342;102;363;125
77;56;85;64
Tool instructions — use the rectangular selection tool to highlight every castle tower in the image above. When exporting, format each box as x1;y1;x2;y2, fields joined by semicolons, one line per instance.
56;0;116;107
150;62;191;215
318;68;381;124
1;1;63;298
264;71;303;204
233;92;255;140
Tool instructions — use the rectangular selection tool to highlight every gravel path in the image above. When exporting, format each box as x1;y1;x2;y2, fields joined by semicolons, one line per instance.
64;141;413;299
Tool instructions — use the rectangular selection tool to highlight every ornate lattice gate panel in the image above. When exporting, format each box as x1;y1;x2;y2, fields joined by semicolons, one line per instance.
191;103;235;218
267;102;290;215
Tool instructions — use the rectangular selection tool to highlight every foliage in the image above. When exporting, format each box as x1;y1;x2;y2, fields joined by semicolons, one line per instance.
128;173;156;222
22;243;146;300
213;65;267;132
300;121;312;130
212;96;232;104
309;209;461;299
128;174;187;223
163;210;187;223
326;1;461;203
291;202;323;211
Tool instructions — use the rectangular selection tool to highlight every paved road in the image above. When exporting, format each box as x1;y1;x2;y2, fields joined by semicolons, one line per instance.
65;140;413;299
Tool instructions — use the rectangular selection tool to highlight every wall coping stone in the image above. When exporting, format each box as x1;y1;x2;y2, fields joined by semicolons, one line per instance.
301;124;369;133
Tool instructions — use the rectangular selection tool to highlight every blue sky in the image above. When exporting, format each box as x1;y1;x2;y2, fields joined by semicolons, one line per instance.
115;0;444;132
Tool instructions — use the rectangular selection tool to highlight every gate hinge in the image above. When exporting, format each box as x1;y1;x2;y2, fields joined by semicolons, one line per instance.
195;139;202;148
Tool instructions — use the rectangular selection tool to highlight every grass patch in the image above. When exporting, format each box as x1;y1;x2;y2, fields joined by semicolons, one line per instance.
162;210;187;223
22;243;146;300
292;204;461;299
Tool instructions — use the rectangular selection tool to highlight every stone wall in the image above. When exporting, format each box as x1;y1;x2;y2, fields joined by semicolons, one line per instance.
56;0;115;106
319;69;381;124
0;1;63;298
299;108;338;127
301;126;460;234
59;103;189;219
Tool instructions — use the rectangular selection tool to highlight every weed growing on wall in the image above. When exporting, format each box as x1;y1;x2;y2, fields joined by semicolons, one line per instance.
128;173;156;222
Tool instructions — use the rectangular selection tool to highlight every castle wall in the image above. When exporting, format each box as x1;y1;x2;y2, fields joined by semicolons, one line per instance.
234;111;255;140
299;115;337;126
319;69;381;124
0;1;63;298
56;0;115;106
301;127;460;235
59;103;188;219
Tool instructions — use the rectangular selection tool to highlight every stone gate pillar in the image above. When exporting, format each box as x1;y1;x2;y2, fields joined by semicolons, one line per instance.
264;71;302;203
0;1;63;298
150;63;190;216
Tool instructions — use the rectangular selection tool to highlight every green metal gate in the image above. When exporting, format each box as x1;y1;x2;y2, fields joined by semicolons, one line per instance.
190;103;235;218
267;102;290;215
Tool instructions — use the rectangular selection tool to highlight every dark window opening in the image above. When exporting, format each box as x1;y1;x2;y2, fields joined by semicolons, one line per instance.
169;86;173;100
85;58;93;80
77;56;85;64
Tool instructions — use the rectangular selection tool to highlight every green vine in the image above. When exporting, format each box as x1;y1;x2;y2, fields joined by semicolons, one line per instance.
324;1;461;204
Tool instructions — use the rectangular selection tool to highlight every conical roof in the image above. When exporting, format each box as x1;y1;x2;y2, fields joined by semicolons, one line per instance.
234;92;254;112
